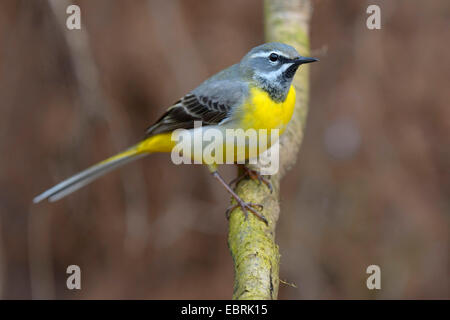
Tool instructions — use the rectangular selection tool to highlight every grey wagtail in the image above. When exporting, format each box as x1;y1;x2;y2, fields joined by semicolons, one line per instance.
34;42;318;224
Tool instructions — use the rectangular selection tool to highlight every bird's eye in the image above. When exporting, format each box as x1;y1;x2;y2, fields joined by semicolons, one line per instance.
269;53;279;62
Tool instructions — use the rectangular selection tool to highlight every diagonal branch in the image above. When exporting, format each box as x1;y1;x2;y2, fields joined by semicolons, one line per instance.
227;0;313;300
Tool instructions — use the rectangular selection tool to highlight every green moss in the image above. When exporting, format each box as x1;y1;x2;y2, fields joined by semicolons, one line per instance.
227;179;280;299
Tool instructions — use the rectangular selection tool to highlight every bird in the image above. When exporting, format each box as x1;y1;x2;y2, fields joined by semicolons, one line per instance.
33;42;318;224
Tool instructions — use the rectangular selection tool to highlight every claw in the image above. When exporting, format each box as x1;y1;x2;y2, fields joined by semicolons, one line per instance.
226;201;267;225
230;166;273;193
256;174;273;194
212;170;268;225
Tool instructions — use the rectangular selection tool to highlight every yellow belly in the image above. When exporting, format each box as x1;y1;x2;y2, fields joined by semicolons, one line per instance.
239;85;296;134
137;85;296;165
220;84;296;162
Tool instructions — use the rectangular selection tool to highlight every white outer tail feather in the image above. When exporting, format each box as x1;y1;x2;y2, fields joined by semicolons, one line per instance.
33;152;147;203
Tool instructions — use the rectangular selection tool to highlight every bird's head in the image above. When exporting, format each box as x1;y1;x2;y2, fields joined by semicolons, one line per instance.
240;42;318;102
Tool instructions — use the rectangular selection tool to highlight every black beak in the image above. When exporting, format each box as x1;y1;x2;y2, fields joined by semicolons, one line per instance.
284;56;319;78
293;56;319;65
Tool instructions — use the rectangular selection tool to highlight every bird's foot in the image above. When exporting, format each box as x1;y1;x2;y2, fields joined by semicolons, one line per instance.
229;165;273;193
226;200;267;224
211;170;268;225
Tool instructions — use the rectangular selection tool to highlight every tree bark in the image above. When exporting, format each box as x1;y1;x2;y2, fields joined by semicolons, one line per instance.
228;0;313;300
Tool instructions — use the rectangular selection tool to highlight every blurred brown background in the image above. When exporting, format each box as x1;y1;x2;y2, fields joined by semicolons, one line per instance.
0;0;448;299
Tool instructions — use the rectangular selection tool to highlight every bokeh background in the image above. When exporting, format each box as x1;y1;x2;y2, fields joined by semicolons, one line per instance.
0;0;448;299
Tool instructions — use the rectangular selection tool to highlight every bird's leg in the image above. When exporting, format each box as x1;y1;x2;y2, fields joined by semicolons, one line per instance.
211;170;268;225
229;164;273;193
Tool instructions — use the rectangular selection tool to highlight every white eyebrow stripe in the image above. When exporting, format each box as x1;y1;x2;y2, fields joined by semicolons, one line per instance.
249;50;284;59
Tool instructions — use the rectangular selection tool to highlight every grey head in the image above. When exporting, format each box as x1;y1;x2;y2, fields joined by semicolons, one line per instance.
239;42;318;102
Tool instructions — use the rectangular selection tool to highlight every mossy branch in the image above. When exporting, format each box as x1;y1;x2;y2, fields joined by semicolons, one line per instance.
227;0;313;300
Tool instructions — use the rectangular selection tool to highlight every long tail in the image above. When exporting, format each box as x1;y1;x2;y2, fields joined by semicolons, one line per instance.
33;144;148;204
34;132;174;203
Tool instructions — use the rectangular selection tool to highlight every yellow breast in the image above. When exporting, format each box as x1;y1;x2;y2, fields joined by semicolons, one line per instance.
138;85;297;165
239;85;296;134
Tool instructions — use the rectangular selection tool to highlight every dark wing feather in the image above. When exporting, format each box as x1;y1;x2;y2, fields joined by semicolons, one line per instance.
145;93;231;137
